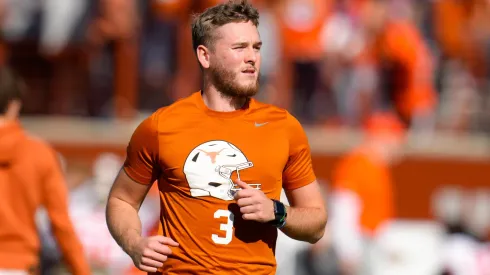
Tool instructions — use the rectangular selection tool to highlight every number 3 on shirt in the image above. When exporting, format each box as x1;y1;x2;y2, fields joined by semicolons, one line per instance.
212;209;234;245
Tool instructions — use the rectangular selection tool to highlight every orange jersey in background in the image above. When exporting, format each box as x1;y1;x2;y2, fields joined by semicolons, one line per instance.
0;122;90;274
433;0;490;78
380;21;436;119
276;0;332;61
151;0;192;20
331;149;394;235
124;91;316;275
359;21;436;121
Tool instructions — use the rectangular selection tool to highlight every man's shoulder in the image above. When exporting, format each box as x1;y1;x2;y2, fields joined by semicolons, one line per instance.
148;94;198;122
139;94;199;131
251;99;297;125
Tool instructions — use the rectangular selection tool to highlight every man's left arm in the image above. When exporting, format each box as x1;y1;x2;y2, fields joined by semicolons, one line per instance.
281;180;327;244
234;113;327;244
280;113;327;243
234;179;327;244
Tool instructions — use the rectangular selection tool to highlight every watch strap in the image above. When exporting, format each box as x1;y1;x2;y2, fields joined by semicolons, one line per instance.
270;199;287;228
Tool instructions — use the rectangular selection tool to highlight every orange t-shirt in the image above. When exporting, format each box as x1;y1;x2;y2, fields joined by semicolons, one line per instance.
331;149;394;235
124;91;316;275
0;122;90;274
380;22;436;118
358;21;436;120
277;0;331;61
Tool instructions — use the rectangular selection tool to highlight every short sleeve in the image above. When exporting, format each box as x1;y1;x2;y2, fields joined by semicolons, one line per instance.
123;114;160;184
282;113;316;190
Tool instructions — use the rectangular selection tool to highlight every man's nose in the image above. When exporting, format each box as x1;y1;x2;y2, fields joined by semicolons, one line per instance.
244;47;257;64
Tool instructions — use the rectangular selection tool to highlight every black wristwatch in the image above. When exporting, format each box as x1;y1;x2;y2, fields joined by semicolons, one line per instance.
269;199;287;228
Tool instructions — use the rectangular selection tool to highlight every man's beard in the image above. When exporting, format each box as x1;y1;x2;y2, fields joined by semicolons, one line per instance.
210;62;260;99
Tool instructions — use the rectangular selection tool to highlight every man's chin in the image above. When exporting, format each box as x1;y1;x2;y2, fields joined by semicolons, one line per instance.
237;88;258;98
223;85;258;98
239;82;259;96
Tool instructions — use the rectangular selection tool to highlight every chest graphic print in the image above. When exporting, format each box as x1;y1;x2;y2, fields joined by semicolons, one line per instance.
183;140;261;200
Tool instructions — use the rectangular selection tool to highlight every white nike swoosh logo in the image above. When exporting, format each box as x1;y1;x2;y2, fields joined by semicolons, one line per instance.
255;122;269;127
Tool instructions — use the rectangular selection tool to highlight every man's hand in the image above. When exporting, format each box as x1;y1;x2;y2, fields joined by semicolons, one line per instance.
234;180;275;223
129;235;179;272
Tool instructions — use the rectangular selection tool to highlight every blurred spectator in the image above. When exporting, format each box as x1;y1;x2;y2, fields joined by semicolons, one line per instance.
0;67;91;274
329;112;405;275
39;152;161;274
2;0;490;134
167;0;205;102
292;183;341;275
318;2;364;126
352;0;437;131
433;0;490;133
274;0;333;122
86;0;139;47
434;187;490;275
86;0;140;118
433;0;490;83
38;0;88;56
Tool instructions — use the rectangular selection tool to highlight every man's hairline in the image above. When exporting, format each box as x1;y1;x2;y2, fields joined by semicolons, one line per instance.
197;20;260;53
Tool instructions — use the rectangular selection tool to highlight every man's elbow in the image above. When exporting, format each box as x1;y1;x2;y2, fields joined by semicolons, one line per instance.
107;194;140;211
105;196;118;214
308;212;328;244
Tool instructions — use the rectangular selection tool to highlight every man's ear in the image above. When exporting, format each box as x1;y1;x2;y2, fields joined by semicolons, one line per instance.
197;45;211;69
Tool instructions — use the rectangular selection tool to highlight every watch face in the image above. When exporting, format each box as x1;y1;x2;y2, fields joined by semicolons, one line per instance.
274;201;285;217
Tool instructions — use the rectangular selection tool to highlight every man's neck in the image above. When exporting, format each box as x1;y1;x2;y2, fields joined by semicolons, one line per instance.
201;85;248;112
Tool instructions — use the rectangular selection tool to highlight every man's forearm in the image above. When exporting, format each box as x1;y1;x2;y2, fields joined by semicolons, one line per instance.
106;197;143;255
280;205;327;244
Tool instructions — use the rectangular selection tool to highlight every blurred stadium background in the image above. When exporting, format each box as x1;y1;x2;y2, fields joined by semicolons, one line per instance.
1;0;490;274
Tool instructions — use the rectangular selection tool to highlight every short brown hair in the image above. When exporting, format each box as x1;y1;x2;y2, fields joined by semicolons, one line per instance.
0;67;25;114
191;0;259;53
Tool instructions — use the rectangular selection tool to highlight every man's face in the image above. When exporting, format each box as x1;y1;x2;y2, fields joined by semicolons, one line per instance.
208;21;262;98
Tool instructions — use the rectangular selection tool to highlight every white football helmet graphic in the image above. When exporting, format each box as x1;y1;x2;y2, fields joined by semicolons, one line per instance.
183;140;260;200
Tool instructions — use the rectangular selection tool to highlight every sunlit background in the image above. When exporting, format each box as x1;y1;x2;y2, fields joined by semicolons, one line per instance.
1;0;490;274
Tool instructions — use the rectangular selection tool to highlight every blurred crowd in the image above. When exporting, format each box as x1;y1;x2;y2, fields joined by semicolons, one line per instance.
1;0;490;275
1;0;490;133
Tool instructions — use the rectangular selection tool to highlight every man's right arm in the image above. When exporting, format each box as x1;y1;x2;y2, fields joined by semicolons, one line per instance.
106;169;152;256
106;115;160;252
107;112;179;273
107;113;161;253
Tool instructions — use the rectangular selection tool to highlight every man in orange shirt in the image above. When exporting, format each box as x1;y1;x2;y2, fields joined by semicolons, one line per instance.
354;0;436;129
330;112;405;275
105;1;328;274
0;68;91;274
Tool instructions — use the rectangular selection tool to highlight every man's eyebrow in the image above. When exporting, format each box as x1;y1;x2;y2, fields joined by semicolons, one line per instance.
231;42;249;47
231;41;263;47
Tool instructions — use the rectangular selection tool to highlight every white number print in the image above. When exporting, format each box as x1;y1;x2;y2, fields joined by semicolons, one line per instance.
212;209;234;245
